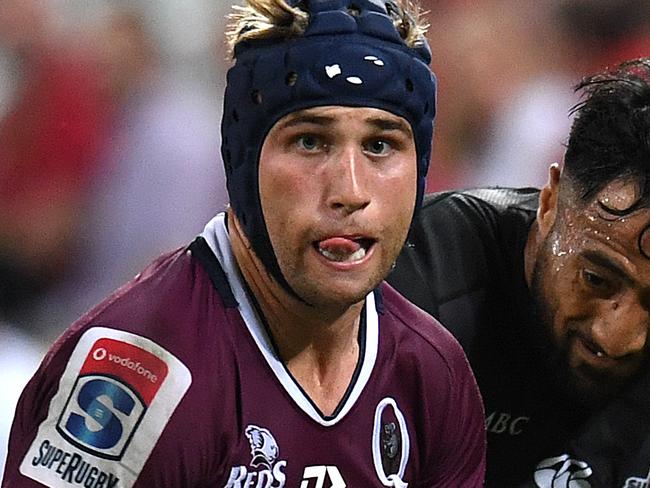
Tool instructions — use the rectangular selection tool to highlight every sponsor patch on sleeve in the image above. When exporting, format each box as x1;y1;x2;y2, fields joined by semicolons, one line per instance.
20;327;192;487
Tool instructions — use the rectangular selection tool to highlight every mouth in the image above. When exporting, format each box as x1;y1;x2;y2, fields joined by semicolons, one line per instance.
577;334;607;359
571;331;643;377
572;332;618;370
550;329;644;406
314;236;375;263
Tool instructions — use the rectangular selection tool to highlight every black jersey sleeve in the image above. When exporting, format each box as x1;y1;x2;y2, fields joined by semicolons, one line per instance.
388;188;537;351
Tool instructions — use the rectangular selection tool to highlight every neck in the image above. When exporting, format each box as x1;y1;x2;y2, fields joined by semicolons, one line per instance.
227;210;362;415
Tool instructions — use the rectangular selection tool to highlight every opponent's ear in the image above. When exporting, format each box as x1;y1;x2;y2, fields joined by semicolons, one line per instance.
537;163;560;238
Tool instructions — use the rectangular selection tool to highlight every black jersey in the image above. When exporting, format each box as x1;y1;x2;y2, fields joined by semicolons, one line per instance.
388;188;650;488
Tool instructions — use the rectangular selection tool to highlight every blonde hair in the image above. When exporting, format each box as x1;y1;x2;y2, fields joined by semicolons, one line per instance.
226;0;428;57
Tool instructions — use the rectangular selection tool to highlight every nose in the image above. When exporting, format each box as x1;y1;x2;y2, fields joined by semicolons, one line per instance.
324;145;371;215
591;296;649;358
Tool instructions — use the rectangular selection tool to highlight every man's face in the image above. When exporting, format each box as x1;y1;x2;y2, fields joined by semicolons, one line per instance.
258;106;417;309
532;178;650;406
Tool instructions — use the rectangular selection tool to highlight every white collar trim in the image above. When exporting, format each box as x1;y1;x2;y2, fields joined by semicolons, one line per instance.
201;213;379;426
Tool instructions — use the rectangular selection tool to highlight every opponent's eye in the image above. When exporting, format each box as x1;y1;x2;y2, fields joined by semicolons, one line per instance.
365;139;392;156
582;269;608;289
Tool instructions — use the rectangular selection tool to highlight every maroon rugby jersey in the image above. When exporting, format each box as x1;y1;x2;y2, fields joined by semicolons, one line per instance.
3;214;485;487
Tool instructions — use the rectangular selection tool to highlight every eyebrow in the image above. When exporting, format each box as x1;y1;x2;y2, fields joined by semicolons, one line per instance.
365;117;413;137
582;250;634;285
276;114;335;130
276;112;412;136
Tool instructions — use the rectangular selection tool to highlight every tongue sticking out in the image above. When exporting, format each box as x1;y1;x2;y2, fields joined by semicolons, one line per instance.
317;237;366;262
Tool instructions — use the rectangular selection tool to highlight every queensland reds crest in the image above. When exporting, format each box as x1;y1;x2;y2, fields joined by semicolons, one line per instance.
56;337;169;460
534;454;593;488
225;425;287;487
245;425;280;469
372;398;410;488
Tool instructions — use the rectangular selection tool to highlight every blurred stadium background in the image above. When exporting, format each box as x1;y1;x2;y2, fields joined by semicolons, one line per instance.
1;0;649;476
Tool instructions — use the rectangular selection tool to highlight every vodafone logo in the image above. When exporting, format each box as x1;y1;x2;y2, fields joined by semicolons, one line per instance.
91;346;159;383
92;348;107;361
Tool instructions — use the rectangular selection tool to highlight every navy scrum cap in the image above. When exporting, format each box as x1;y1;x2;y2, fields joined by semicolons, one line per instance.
221;0;437;297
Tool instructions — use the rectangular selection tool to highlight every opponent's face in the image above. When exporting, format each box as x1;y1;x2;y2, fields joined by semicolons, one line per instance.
533;177;650;405
258;106;417;309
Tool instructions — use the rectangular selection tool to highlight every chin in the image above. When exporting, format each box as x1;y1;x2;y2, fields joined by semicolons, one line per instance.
299;283;374;310
564;368;622;410
289;263;387;309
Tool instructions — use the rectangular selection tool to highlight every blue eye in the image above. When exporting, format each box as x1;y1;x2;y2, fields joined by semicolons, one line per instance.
365;139;391;155
297;135;320;151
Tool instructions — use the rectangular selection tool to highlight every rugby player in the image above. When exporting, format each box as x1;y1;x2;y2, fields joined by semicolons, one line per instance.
389;58;650;487
3;1;485;486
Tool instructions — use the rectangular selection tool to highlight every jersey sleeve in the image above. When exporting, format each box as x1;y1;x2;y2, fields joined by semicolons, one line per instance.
2;325;191;488
2;342;69;487
389;191;505;345
427;351;486;488
389;190;536;347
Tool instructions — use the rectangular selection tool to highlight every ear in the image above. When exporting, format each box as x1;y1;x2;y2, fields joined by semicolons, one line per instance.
537;163;561;238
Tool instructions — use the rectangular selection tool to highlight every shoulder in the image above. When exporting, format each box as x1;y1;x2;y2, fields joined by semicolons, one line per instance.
5;246;222;487
50;244;228;360
415;187;539;238
31;244;211;415
378;283;469;376
380;282;488;485
410;187;538;278
388;188;537;321
29;241;232;423
404;188;539;270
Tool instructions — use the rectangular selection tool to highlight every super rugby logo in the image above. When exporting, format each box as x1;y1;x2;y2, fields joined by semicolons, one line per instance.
20;327;191;488
56;338;168;460
224;425;287;487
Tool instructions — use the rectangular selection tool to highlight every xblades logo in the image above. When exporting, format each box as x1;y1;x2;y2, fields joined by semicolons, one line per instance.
300;466;346;488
